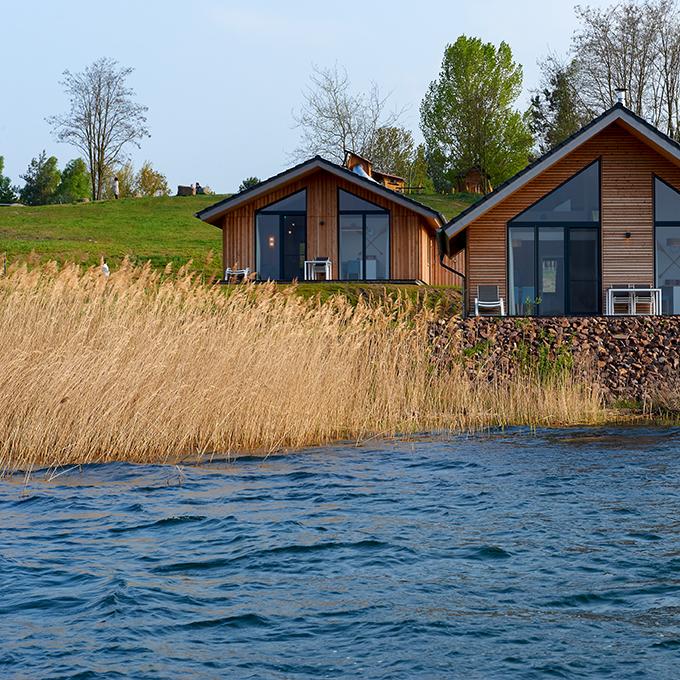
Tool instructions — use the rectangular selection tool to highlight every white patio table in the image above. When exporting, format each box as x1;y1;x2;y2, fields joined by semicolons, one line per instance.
606;287;661;315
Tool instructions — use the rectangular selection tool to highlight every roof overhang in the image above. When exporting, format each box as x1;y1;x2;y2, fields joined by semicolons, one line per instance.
439;104;680;254
196;156;444;228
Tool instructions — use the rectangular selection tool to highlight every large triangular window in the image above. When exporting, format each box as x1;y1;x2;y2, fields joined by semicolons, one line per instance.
510;161;600;224
339;189;385;212
508;161;601;316
655;177;680;223
259;190;306;213
655;177;680;313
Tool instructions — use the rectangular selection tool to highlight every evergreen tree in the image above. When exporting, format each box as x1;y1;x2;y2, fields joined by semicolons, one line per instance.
19;151;61;205
528;58;587;154
0;157;19;203
55;158;90;203
238;177;260;192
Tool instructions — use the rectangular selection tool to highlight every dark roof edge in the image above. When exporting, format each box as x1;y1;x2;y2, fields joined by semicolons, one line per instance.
195;156;322;220
440;102;680;242
195;155;444;225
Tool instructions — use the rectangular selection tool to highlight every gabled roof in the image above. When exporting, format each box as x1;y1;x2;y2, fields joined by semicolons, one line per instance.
343;148;373;167
440;103;680;251
196;155;442;226
373;169;406;181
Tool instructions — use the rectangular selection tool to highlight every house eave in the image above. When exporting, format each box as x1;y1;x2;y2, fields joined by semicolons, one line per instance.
441;104;680;243
196;156;444;227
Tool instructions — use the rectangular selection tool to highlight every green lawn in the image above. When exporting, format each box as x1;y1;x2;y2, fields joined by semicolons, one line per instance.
408;192;479;220
0;192;478;278
0;195;226;277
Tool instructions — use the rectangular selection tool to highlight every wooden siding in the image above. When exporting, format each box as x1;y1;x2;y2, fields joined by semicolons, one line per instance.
464;121;680;313
221;168;462;285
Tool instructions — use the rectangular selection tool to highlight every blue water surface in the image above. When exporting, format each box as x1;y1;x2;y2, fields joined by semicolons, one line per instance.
1;428;680;679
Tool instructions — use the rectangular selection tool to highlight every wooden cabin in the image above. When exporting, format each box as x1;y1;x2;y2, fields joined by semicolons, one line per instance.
439;103;680;316
455;167;492;195
343;150;406;193
197;155;462;285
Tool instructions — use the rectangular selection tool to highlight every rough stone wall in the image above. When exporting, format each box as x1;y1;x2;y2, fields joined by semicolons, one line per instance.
429;316;680;403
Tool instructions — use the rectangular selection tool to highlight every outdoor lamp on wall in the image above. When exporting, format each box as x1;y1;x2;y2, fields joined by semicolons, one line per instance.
268;235;275;248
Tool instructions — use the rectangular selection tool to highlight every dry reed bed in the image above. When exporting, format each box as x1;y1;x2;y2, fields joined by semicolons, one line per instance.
0;262;606;475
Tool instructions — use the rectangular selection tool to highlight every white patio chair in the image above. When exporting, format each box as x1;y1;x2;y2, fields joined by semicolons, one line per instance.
631;283;655;315
474;285;505;316
306;257;331;281
224;267;251;283
610;283;633;315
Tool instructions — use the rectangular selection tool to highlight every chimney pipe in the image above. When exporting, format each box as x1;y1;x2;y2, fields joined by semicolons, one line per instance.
615;87;627;106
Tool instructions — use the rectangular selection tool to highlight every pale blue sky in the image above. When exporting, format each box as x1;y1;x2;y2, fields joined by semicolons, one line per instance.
1;0;611;193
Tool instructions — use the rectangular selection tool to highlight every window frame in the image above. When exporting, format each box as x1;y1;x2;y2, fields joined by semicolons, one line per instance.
337;188;391;281
653;175;680;313
506;159;602;316
254;190;307;281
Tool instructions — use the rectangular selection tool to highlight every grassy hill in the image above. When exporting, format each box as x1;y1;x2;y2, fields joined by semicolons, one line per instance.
408;192;479;221
0;192;478;277
0;195;226;277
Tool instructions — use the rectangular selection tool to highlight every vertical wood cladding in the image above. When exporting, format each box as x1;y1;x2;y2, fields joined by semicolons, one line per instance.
220;168;462;284
464;121;680;313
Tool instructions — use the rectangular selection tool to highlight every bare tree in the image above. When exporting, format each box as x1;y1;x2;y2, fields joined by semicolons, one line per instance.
292;64;403;163
571;0;680;137
48;58;149;201
657;2;680;137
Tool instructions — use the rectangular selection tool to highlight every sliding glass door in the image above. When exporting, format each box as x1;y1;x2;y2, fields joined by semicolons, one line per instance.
655;177;680;314
509;228;535;314
537;227;565;315
509;226;599;315
509;161;600;315
568;229;599;314
338;189;389;280
255;191;306;281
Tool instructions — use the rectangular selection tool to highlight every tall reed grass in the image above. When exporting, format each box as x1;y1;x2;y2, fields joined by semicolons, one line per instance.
0;261;607;475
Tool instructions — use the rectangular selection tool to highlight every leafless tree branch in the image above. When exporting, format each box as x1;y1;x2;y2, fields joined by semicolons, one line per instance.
48;58;149;200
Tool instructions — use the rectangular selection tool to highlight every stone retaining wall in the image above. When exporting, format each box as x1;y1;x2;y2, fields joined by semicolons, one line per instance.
429;316;680;403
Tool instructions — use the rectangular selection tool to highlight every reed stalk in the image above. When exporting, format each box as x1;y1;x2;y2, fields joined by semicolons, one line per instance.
0;261;607;475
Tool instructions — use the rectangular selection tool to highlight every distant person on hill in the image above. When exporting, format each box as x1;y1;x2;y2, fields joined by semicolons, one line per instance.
195;181;203;195
113;176;120;200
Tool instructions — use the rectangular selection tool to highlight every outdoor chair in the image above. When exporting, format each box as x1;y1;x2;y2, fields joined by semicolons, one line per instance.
306;257;331;281
631;283;655;315
610;283;633;315
224;267;251;283
474;285;505;316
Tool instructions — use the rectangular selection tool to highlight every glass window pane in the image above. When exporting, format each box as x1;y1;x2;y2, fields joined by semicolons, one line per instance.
656;225;680;313
538;227;565;315
509;227;535;314
511;162;599;223
281;215;306;280
655;178;680;223
339;189;385;212
256;214;280;280
340;215;364;279
259;190;306;213
365;214;389;279
568;229;598;314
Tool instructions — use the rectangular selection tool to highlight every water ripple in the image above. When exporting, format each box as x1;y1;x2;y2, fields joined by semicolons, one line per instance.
1;427;680;678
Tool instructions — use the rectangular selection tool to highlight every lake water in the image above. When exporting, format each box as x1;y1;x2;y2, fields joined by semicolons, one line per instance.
1;428;680;679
